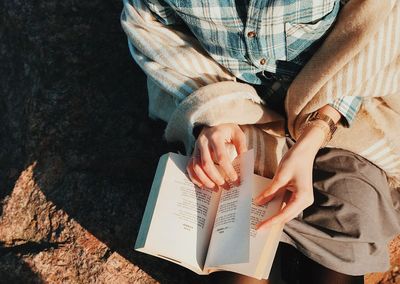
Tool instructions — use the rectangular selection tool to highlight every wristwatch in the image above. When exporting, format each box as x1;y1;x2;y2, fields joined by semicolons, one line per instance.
301;111;338;147
308;111;338;135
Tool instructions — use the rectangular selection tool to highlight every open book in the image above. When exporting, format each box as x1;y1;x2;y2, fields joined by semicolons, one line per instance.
135;150;285;280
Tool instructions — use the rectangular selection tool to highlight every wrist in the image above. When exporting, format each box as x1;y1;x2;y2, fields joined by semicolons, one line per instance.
318;104;342;124
297;108;339;150
294;123;326;156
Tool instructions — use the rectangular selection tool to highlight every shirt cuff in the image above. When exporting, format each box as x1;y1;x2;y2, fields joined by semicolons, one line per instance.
329;96;362;127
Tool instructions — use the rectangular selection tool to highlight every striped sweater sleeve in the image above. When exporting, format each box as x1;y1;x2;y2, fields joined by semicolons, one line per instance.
120;0;235;122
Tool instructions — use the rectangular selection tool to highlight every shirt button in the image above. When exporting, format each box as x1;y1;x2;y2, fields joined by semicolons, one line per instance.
260;58;266;65
247;31;256;38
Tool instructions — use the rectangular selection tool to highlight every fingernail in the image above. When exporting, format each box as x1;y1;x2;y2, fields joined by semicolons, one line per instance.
206;182;216;189
254;196;263;205
219;178;227;186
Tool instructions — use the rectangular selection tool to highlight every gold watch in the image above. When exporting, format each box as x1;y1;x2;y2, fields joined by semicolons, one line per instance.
308;111;338;135
301;111;338;147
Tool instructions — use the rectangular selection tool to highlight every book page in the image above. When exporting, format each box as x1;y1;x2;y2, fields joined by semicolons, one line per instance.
136;153;221;272
204;150;254;267
209;174;285;279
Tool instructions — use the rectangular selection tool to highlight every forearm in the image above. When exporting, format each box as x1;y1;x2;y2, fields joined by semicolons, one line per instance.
292;123;327;157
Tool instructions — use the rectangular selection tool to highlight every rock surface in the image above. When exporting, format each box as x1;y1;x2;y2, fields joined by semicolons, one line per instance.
0;0;398;283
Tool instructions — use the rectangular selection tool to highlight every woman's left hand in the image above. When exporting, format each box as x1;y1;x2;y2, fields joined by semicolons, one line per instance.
254;141;316;229
254;105;342;229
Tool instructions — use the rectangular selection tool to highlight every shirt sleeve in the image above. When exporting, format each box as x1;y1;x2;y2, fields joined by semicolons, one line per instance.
144;0;182;25
329;96;362;127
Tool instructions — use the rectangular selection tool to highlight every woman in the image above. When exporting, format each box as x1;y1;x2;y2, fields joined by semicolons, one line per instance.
121;0;400;282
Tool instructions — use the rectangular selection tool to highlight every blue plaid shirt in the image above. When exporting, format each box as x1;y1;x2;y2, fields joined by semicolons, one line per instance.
144;0;362;125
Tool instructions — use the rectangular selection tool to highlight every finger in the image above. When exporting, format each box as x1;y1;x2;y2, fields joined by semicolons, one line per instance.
255;200;299;229
186;158;203;188
254;177;287;205
197;139;226;186
191;141;217;188
192;156;216;189
232;126;248;154
254;187;287;206
210;139;238;183
256;191;312;229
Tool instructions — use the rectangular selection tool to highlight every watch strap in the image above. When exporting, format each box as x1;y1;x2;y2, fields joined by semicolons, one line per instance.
308;112;338;135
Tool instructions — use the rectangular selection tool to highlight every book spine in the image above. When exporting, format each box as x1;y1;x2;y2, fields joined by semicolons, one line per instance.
135;153;170;249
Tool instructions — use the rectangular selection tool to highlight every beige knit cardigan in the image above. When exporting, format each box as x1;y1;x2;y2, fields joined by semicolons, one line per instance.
121;0;400;189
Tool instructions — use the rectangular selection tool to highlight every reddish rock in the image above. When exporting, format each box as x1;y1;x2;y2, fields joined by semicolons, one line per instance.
366;236;400;284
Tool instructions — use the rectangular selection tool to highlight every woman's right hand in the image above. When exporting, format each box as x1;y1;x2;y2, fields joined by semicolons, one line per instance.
186;123;248;190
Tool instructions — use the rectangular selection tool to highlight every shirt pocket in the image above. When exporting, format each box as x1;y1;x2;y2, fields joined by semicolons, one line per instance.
171;0;242;29
284;0;340;61
169;0;244;49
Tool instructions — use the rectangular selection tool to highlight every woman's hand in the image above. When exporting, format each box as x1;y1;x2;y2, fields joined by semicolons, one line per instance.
186;123;247;190
254;139;316;229
255;105;341;229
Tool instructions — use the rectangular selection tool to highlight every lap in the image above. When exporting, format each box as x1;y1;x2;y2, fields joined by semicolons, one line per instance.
281;144;400;275
208;124;399;275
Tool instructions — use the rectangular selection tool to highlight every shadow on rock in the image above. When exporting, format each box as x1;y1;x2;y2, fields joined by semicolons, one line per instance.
0;0;206;283
0;252;43;284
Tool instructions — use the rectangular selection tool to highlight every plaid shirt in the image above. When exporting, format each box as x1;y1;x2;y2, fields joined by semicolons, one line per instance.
143;0;362;125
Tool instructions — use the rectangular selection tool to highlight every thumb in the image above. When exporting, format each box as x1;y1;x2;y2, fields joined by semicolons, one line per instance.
254;177;286;205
